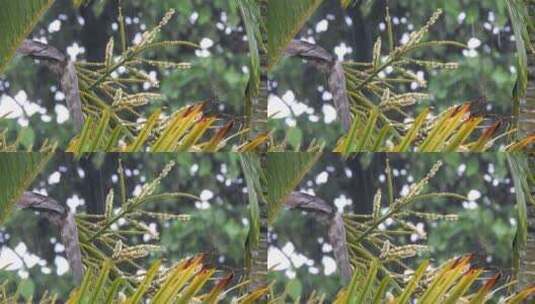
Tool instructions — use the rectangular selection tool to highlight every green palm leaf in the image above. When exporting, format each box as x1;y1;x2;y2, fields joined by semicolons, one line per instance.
0;150;55;223
507;0;531;96
237;0;261;91
507;0;535;141
237;0;263;139
0;0;55;73
508;154;535;288
328;256;535;303
62;256;266;303
267;0;324;68
240;153;268;292
241;153;263;249
264;152;322;222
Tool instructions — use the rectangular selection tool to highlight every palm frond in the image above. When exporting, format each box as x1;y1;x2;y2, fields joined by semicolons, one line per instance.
507;0;532;98
264;152;322;222
0;148;55;223
66;103;266;153
343;161;465;288
240;153;267;291
74;161;196;288
508;154;535;288
334;104;535;153
299;256;535;303
9;255;265;303
267;0;324;68
236;0;265;139
0;0;54;73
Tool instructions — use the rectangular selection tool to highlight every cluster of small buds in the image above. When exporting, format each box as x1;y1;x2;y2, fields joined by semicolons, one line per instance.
392;161;442;207
422;9;443;34
155;161;175;184
372;189;382;220
406;9;443;49
141;210;191;222
105;189;114;218
380;93;431;110
113;93;163;108
410;161;442;194
409;59;459;70
424;161;443;182
127;161;175;203
381;244;429;260
390;9;443;58
105;37;114;67
443;214;459;221
424;9;442;31
158;9;176;29
113;244;161;261
407;211;459;221
372;37;382;68
143;59;192;70
135;9;176;50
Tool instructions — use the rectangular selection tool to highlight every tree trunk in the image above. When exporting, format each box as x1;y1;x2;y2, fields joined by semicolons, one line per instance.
520;2;535;140
520;52;535;140
244;0;268;291
248;0;268;143
518;194;535;289
517;2;535;289
249;195;268;292
240;153;268;294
